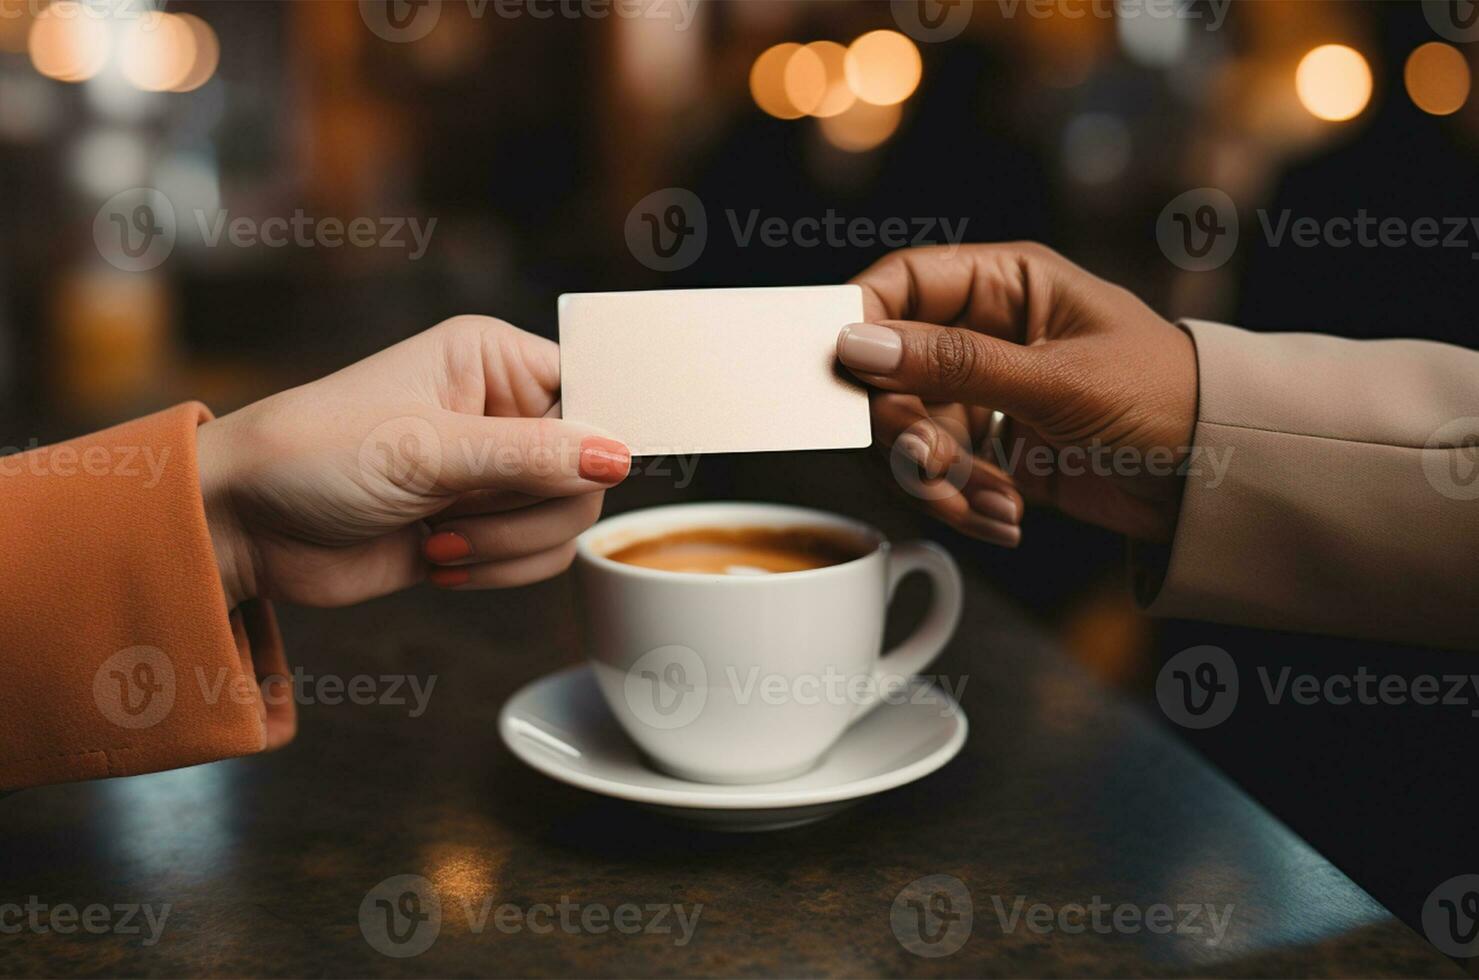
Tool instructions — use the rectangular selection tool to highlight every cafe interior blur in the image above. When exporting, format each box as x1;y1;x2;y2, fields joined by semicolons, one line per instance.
1;0;1476;945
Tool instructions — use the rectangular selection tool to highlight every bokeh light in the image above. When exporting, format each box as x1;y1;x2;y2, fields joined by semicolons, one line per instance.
751;41;805;120
119;12;198;93
797;40;854;118
818;99;902;153
69;128;149;197
171;14;220;94
843;30;921;107
1405;42;1470;117
782;43;827;116
1295;44;1372;122
28;2;111;84
1116;0;1189;68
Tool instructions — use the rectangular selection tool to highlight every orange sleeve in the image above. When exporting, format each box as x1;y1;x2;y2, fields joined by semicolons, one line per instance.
0;403;296;791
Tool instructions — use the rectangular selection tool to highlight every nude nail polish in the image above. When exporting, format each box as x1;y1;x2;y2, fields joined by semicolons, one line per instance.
579;437;631;483
837;323;903;374
971;490;1020;524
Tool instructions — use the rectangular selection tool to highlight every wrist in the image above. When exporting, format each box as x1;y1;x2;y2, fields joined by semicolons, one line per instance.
197;416;257;610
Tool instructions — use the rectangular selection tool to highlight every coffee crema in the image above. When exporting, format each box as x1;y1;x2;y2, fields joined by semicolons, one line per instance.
603;525;870;576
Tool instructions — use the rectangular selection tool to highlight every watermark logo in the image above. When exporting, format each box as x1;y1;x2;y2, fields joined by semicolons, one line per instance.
891;874;972;957
1423;417;1479;501
889;421;1233;501
1156;645;1237;729
1424;0;1479;43
623;645;707;730
1162;191;1479;270
359;0;441;43
1159;656;1479;728
360;874;442;958
358;416;444;497
1422;874;1479;957
93;646;176;730
891;0;973;43
625;188;970;272
94;188;176;273
626;187;707;273
1157;187;1238;272
990;895;1234;944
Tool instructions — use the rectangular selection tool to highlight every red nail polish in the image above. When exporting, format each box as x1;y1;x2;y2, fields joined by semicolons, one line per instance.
429;567;471;589
425;531;473;563
579;437;631;484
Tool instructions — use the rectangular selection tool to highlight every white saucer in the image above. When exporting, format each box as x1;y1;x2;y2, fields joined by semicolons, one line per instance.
498;663;968;831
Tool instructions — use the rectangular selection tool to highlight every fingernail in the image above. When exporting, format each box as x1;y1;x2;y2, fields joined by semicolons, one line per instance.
837;323;903;374
429;567;471;589
974;518;1022;548
971;489;1019;524
579;437;631;484
425;531;473;564
896;432;932;470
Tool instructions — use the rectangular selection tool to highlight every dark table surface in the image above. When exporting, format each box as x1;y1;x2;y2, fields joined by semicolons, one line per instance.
0;541;1464;979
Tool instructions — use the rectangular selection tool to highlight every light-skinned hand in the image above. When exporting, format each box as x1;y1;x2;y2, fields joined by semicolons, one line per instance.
196;316;629;609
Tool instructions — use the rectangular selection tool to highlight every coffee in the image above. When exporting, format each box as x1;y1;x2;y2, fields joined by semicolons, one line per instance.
604;525;869;576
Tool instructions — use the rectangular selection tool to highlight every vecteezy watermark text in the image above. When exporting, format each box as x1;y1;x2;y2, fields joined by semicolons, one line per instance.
1159;188;1479;271
0;441;169;487
892;0;1231;44
621;644;966;731
194;210;437;261
890;425;1234;503
358;416;700;495
94;188;438;272
94;646;438;730
990;895;1235;945
1157;645;1479;729
625;188;970;272
358;0;700;44
0;898;170;946
358;874;701;958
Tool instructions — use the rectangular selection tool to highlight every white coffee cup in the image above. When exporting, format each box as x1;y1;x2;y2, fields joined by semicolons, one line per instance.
574;502;963;784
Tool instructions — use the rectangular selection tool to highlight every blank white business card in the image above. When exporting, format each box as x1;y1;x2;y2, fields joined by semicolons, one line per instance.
559;285;871;456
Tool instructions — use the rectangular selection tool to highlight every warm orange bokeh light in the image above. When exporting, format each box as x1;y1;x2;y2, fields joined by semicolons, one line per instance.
28;2;110;83
782;43;827;116
119;12;198;92
171;14;220;93
1295;44;1372;122
1405;42;1470;116
844;30;922;107
818;99;902;153
751;41;805;120
798;40;854;118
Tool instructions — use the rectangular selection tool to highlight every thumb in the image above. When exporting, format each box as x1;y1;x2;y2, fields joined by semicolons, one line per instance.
836;320;1060;421
408;411;631;497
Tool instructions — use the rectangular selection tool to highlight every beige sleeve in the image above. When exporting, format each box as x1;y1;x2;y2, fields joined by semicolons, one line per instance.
1137;320;1479;650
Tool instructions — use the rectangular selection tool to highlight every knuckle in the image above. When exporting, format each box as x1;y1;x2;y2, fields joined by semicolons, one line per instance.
926;329;982;392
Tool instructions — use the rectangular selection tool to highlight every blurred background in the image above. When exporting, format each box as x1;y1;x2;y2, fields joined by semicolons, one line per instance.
1;0;1476;952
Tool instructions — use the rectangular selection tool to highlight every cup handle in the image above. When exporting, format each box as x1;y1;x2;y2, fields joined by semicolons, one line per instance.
850;540;963;724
